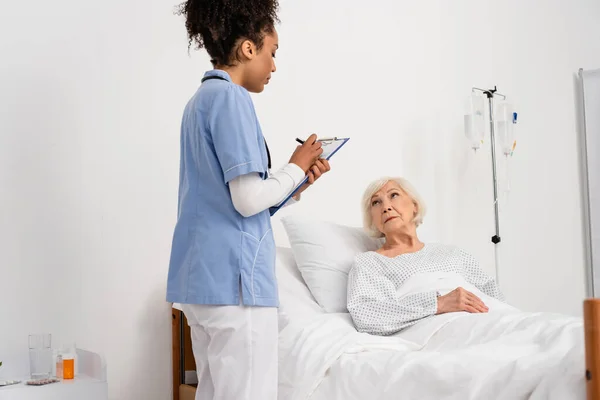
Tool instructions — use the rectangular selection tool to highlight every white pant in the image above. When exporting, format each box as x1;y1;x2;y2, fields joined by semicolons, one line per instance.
181;302;278;400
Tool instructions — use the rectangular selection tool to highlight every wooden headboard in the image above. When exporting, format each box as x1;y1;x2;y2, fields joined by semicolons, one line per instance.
172;307;196;400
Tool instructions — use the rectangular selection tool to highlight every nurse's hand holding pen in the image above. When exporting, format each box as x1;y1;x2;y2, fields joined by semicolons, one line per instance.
289;133;323;171
290;133;331;198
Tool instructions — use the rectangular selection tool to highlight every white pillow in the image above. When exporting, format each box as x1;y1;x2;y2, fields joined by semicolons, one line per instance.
275;246;323;331
280;215;382;313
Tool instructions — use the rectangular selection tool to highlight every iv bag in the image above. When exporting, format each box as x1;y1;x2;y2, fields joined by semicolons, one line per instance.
495;101;515;156
464;93;485;150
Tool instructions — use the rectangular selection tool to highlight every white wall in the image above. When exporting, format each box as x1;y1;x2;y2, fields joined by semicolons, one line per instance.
1;0;599;399
267;0;600;317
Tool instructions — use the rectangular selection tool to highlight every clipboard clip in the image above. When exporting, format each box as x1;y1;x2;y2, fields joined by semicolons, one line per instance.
318;137;338;144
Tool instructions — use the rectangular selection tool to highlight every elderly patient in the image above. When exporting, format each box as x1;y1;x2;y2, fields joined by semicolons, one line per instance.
347;176;506;336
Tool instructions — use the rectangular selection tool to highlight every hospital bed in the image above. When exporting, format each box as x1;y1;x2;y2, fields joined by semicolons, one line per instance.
171;246;600;400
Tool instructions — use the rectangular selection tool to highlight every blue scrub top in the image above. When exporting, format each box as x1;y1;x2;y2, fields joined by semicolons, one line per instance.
166;70;278;307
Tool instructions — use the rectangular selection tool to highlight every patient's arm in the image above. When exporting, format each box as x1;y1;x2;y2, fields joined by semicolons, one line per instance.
347;262;438;336
459;249;505;301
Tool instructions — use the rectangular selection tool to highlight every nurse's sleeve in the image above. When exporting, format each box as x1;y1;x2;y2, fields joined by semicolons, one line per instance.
346;257;438;336
229;164;306;217
208;86;266;183
459;249;505;301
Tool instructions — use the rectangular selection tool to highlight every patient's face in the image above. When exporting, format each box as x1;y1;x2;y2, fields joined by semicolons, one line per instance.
369;181;418;236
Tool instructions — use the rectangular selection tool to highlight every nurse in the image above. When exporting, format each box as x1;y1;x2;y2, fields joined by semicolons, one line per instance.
166;0;330;399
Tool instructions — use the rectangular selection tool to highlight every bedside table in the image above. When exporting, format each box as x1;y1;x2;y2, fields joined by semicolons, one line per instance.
0;349;107;400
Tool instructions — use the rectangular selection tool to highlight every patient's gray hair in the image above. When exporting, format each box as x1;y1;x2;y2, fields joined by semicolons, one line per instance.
362;176;427;237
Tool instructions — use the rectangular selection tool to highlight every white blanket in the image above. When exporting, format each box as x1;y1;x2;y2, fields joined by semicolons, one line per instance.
394;271;521;346
279;272;585;400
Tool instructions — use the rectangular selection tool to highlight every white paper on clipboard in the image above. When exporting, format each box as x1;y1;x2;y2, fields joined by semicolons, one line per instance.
270;137;350;214
319;138;347;159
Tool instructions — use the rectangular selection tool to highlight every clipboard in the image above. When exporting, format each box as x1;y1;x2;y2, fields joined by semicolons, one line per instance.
269;137;350;216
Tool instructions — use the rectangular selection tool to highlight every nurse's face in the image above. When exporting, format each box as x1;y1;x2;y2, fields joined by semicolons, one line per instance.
241;29;278;93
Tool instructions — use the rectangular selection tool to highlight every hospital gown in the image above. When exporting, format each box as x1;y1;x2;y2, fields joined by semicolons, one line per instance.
346;243;504;336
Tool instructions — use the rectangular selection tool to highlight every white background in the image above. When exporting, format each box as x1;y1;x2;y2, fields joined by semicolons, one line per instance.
1;0;600;399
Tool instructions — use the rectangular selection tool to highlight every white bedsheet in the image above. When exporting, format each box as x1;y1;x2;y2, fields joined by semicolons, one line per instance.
279;311;584;400
276;248;586;400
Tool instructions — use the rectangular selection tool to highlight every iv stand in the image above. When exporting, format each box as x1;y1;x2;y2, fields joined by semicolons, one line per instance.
472;86;506;286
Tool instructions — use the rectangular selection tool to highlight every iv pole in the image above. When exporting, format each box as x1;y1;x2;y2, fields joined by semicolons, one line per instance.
472;86;506;286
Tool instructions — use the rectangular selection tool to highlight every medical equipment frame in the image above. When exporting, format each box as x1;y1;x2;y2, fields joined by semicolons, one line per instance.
472;86;506;286
578;67;600;299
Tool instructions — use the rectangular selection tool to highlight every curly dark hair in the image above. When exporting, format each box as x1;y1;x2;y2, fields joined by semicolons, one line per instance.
176;0;280;66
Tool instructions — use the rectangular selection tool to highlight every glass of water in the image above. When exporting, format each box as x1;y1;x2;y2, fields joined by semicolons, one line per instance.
28;334;52;379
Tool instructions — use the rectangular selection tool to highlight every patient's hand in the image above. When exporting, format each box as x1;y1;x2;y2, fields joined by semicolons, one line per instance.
436;287;489;314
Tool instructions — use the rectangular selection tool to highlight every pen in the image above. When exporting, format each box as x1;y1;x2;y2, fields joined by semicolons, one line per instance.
296;138;304;144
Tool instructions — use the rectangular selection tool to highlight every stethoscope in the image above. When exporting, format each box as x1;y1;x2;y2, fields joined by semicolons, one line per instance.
200;75;272;169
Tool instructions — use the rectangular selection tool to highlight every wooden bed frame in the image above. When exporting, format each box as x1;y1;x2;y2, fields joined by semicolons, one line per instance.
172;300;600;400
585;299;600;400
172;307;197;400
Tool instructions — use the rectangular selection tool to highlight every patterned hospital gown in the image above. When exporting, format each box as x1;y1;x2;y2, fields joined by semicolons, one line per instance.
346;243;504;336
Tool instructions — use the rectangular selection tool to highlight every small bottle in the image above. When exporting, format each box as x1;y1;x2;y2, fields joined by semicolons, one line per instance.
56;354;63;379
62;353;74;380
